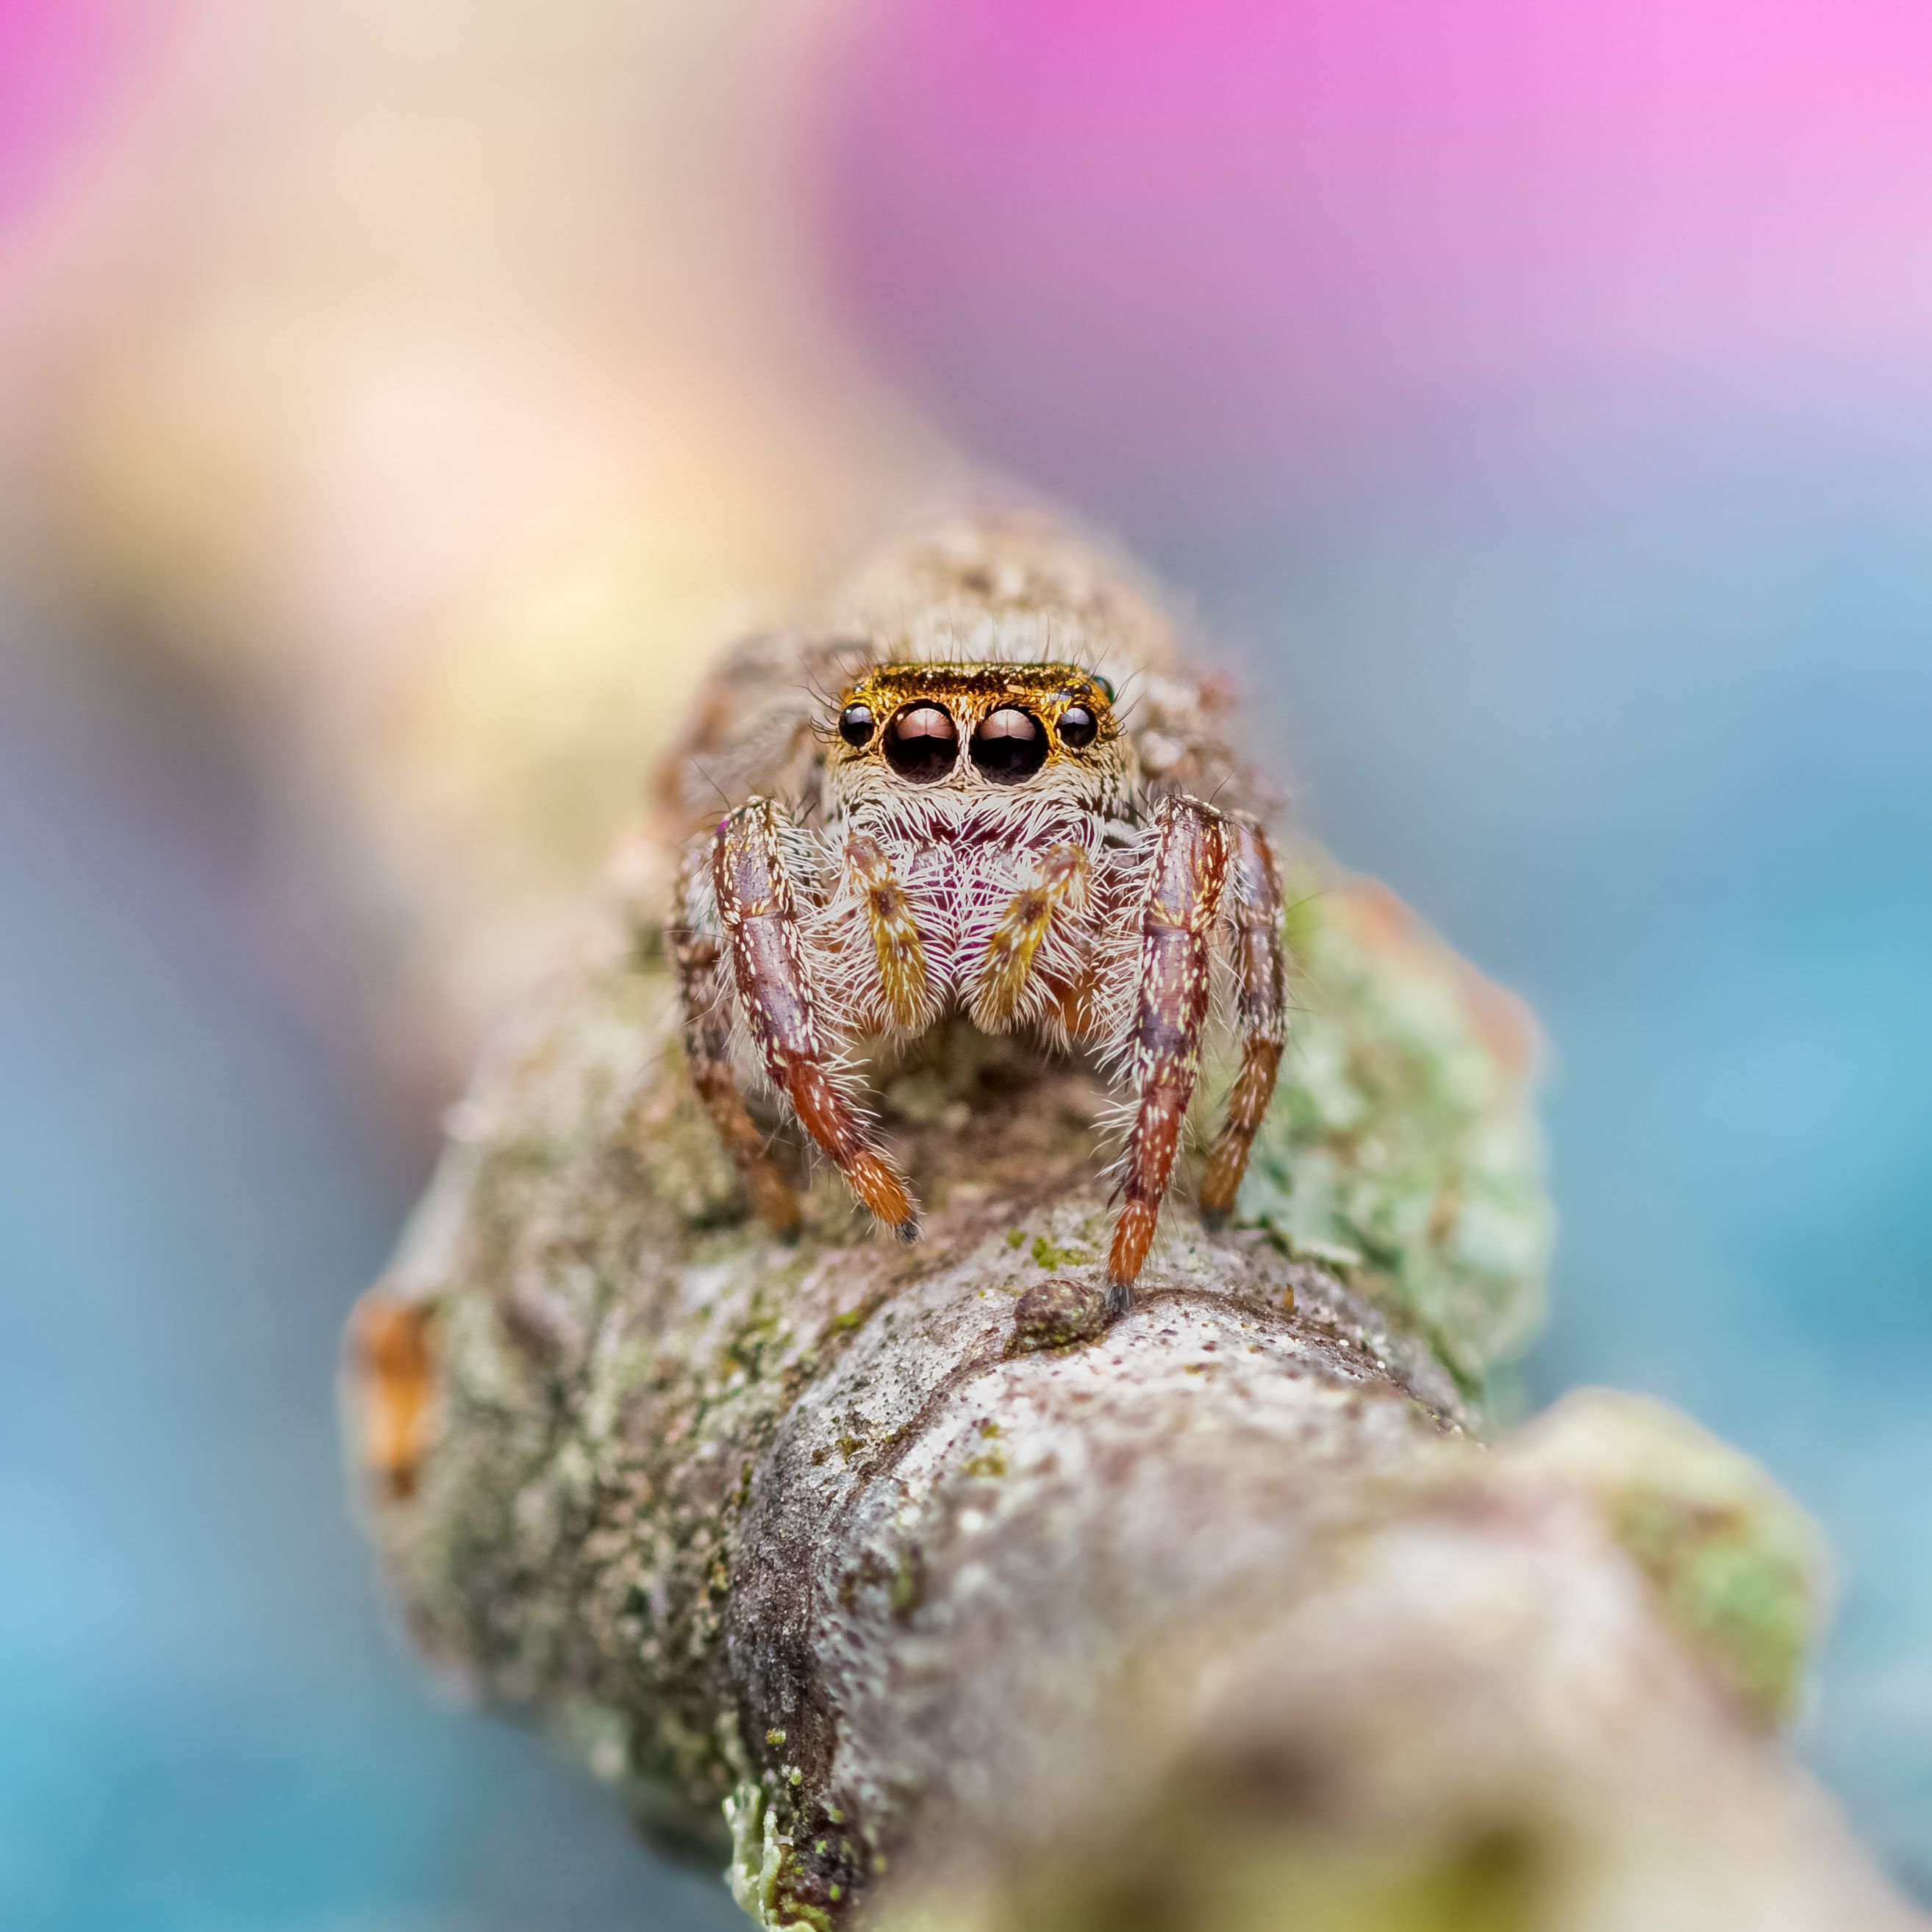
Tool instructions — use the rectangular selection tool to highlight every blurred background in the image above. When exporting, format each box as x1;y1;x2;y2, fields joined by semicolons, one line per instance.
1;2;1928;1927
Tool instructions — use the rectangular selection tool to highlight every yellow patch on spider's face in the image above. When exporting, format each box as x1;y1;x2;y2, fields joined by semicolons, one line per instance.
831;662;1126;798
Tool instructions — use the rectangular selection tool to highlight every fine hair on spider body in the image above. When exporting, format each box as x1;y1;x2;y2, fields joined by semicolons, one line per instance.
664;515;1288;1319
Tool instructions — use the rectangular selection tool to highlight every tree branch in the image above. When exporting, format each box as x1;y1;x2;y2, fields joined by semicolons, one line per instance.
344;871;1914;1929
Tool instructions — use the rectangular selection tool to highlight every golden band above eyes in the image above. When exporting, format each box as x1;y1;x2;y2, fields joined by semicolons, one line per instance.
831;664;1115;791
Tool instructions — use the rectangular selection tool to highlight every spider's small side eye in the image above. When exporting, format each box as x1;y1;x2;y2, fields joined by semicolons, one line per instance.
970;707;1048;782
1092;676;1115;703
884;704;959;781
839;703;875;747
1057;705;1098;748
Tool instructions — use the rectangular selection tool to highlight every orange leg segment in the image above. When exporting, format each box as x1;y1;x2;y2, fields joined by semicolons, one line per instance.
1105;798;1230;1315
1198;814;1288;1224
673;840;804;1237
714;801;917;1239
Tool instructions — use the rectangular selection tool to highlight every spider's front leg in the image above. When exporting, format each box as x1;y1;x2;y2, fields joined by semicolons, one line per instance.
714;799;919;1239
1197;814;1288;1224
1105;796;1231;1316
671;840;804;1236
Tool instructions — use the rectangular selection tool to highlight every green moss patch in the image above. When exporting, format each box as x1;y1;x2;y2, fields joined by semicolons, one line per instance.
1511;1390;1828;1723
1238;870;1551;1393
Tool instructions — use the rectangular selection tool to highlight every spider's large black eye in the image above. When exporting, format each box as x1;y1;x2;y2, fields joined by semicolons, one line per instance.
970;707;1048;783
884;704;958;781
838;703;875;747
1057;705;1098;749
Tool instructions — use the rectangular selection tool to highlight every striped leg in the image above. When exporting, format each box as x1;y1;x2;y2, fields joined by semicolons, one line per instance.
971;842;1092;1031
1198;814;1288;1225
715;800;918;1239
1105;798;1230;1315
673;839;804;1235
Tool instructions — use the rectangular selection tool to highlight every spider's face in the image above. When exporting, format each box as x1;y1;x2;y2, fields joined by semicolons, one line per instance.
826;662;1128;818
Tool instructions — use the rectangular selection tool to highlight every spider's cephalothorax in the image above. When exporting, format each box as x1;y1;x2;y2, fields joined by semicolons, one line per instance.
667;523;1287;1317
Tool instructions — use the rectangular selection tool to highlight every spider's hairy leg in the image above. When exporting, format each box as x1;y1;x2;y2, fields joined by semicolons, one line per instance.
1105;797;1230;1316
671;838;803;1236
971;842;1092;1031
1198;813;1288;1226
844;831;931;1032
715;798;918;1239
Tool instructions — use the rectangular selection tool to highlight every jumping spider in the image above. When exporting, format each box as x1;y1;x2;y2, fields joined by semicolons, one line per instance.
668;620;1287;1318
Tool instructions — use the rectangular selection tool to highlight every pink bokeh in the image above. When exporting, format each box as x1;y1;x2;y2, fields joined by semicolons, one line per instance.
823;0;1932;505
0;0;172;239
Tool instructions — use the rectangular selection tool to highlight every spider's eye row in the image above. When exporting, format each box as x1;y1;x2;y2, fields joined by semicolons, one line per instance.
1057;705;1098;748
838;702;875;748
884;704;958;781
970;707;1048;783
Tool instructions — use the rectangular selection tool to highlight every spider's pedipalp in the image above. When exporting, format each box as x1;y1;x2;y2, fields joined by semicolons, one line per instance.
714;798;917;1239
1197;813;1288;1224
970;840;1092;1032
842;831;932;1034
1103;795;1230;1313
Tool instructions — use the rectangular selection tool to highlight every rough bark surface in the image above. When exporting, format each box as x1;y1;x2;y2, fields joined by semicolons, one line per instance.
346;517;1922;1931
346;904;1917;1932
